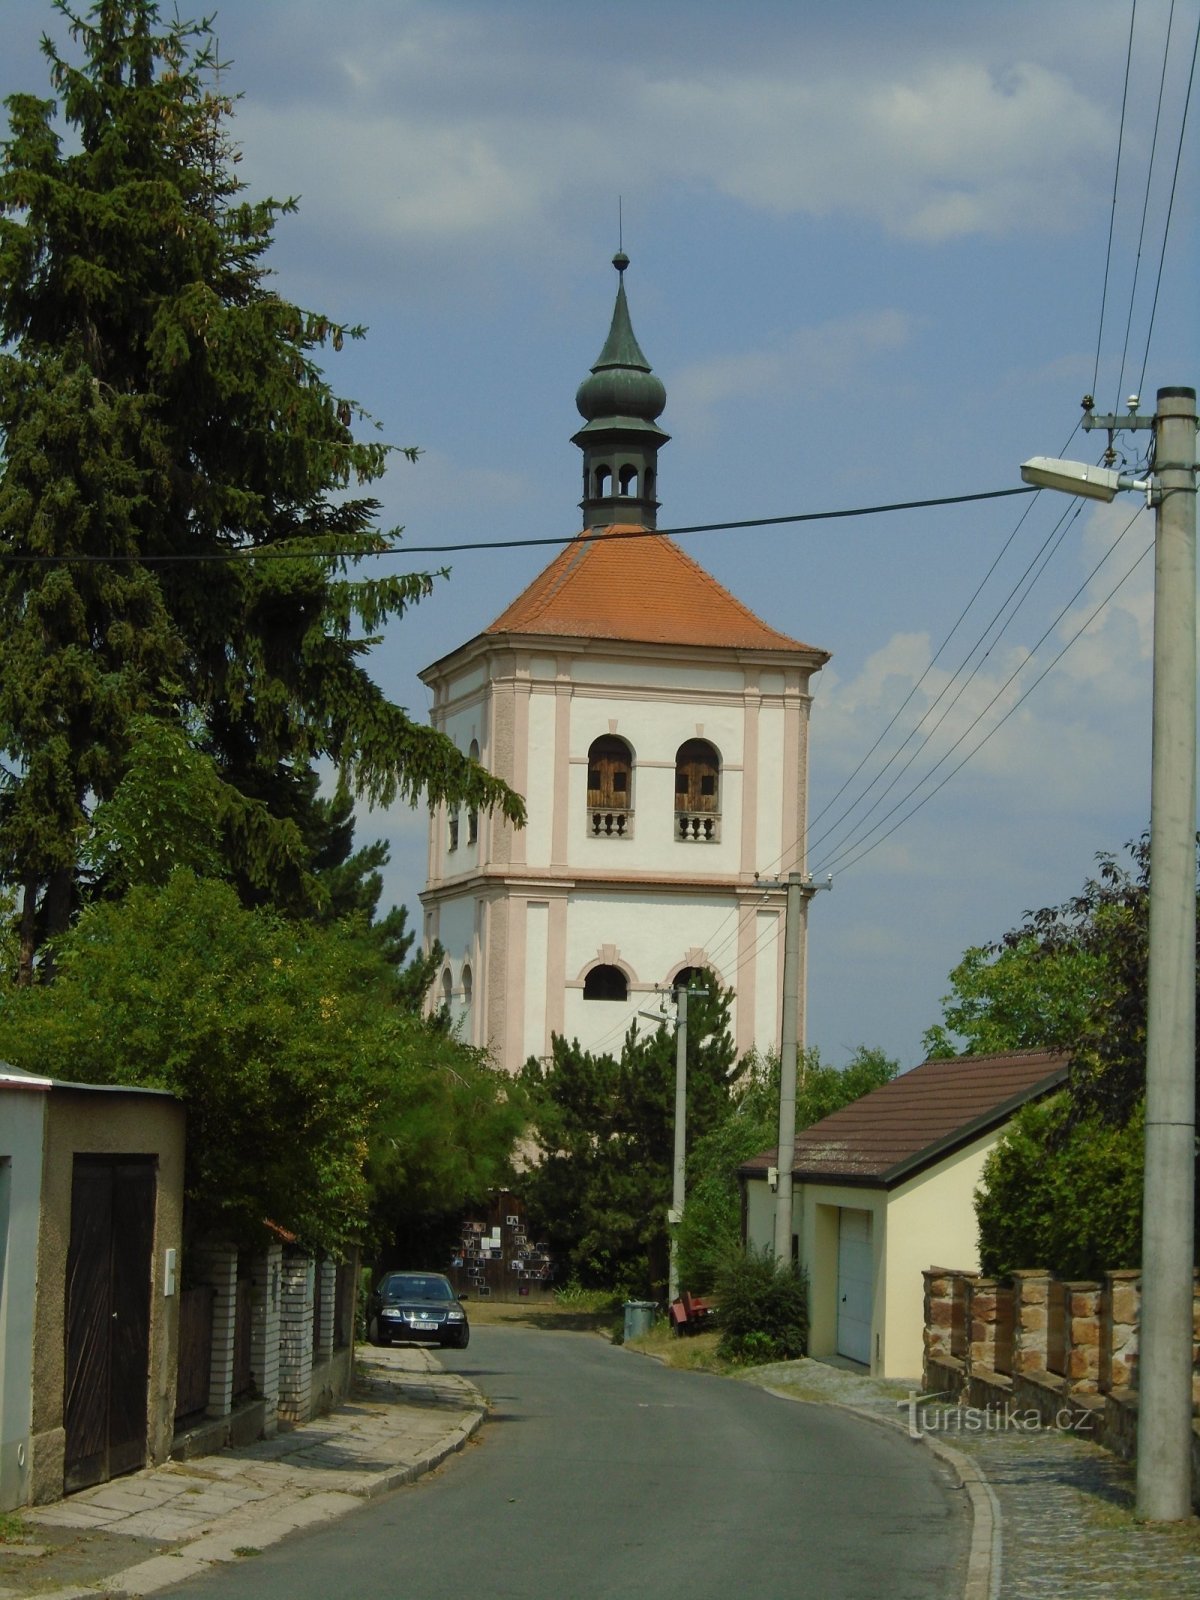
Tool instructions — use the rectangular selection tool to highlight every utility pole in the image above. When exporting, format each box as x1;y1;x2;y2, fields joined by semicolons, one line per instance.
771;871;831;1268
1023;385;1197;1520
669;984;688;1304
1123;387;1196;1522
642;981;705;1304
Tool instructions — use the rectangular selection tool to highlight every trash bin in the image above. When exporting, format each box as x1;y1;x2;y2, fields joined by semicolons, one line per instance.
623;1300;657;1341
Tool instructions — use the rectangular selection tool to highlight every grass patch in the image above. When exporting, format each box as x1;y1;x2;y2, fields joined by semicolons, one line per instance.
624;1322;729;1374
0;1511;27;1544
552;1283;623;1315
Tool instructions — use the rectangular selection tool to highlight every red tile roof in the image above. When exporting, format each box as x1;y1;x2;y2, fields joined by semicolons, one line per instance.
483;524;826;655
740;1049;1069;1189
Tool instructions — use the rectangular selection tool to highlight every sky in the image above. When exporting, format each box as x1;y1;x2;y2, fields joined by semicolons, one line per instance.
2;0;1197;1068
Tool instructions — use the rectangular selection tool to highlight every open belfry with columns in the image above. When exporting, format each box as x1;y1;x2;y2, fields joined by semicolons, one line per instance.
420;255;829;1073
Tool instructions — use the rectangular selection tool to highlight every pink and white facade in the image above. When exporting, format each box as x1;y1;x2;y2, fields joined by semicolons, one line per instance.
419;257;827;1073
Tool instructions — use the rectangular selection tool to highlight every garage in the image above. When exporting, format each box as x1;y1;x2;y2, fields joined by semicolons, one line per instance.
836;1207;873;1366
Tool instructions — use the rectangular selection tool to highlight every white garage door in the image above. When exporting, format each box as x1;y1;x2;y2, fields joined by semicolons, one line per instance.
836;1207;873;1366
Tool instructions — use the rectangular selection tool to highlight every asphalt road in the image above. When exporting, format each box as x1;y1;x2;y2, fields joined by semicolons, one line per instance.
164;1326;969;1599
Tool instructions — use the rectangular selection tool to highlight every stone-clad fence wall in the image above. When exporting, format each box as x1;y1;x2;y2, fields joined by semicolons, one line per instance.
923;1266;1200;1505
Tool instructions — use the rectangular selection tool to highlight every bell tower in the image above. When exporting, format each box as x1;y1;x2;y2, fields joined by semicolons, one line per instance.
572;252;670;530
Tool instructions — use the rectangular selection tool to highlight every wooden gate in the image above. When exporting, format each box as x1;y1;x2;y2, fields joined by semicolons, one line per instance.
174;1285;214;1422
64;1157;156;1492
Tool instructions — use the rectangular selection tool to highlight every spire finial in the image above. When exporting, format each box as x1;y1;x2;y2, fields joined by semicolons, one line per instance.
613;249;629;274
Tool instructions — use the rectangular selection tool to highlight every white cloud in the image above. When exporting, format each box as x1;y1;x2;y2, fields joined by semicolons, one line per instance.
670;310;915;430
643;60;1109;241
227;11;1114;274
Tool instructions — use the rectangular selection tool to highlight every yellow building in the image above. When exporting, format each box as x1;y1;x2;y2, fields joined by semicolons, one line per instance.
741;1049;1068;1377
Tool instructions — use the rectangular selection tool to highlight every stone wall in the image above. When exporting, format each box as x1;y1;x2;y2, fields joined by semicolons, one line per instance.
922;1264;1200;1505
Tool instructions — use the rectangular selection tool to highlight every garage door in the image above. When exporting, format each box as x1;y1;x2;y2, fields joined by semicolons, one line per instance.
836;1207;873;1366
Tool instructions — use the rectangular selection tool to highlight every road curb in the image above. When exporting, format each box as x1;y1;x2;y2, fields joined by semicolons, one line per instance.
758;1384;998;1600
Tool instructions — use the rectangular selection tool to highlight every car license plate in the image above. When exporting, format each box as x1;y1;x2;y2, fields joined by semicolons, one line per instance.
411;1318;437;1331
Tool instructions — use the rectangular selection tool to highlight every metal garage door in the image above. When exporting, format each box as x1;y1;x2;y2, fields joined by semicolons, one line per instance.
836;1207;873;1366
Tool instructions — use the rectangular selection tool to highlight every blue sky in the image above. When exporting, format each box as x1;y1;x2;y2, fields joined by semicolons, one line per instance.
3;0;1196;1065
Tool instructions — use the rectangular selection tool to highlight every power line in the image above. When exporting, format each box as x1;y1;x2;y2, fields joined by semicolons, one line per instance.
0;485;1037;565
1093;0;1139;399
829;531;1155;879
810;503;1150;878
803;496;1083;866
1113;0;1175;410
1136;1;1199;398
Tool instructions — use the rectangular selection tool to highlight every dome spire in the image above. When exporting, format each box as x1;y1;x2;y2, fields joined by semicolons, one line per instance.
572;253;669;530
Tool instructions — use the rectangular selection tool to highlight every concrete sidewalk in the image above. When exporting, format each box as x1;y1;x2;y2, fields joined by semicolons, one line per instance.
0;1345;486;1600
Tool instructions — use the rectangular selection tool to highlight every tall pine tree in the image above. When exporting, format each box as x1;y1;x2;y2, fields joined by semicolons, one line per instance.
0;1;522;978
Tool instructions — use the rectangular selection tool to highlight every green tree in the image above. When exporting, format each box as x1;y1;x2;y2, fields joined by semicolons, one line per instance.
0;870;522;1251
975;1095;1144;1278
519;975;738;1298
0;1;522;979
922;937;1105;1060
676;1045;898;1293
925;837;1200;1274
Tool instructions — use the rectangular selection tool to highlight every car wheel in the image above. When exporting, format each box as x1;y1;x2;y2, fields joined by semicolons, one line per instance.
368;1316;390;1348
453;1325;470;1350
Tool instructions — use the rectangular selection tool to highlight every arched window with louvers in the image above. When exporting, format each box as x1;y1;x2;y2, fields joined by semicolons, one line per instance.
587;734;634;838
674;739;721;843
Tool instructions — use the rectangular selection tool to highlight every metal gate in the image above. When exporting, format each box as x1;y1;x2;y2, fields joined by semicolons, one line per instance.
64;1157;156;1492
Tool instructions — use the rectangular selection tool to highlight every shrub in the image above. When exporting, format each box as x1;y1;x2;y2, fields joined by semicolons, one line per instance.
715;1248;808;1365
975;1094;1144;1278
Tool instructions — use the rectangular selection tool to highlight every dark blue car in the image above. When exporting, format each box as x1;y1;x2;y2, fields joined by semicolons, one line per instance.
367;1271;470;1349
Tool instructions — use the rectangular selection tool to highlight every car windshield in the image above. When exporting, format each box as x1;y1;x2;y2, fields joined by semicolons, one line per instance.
380;1275;454;1304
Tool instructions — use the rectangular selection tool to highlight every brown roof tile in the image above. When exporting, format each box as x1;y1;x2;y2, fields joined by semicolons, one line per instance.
740;1048;1069;1189
483;524;826;655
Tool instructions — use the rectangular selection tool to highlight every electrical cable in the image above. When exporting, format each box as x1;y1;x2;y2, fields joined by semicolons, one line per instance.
0;485;1038;564
1113;0;1175;410
1092;0;1139;399
829;531;1155;879
1136;1;1199;399
803;498;1083;866
810;503;1150;878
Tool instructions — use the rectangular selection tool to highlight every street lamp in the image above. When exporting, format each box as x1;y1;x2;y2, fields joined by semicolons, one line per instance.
1021;385;1197;1522
1019;456;1150;501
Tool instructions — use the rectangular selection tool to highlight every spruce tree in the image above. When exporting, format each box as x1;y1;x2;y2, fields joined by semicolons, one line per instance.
0;1;522;979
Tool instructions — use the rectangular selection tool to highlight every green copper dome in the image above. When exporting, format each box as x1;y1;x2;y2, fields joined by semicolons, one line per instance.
574;253;667;427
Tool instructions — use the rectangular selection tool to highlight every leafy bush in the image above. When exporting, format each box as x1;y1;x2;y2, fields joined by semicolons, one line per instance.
715;1248;808;1365
975;1094;1144;1278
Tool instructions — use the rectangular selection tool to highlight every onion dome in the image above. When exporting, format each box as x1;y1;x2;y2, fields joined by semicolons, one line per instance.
572;253;670;529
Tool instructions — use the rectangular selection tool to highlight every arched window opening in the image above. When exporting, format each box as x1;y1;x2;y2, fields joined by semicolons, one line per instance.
461;963;473;1006
584;963;628;1001
675;739;721;842
587;734;633;838
594;465;611;498
672;965;703;997
618;463;638;497
467;741;480;845
448;807;460;851
440;968;453;1009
